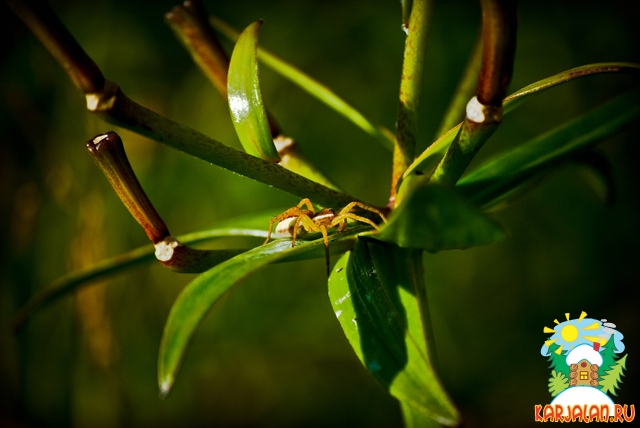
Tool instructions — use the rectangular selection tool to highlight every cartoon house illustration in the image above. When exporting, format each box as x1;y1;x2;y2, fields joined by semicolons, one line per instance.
566;343;601;387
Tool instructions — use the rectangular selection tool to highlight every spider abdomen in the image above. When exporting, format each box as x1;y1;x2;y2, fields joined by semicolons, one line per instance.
276;216;306;237
311;209;336;224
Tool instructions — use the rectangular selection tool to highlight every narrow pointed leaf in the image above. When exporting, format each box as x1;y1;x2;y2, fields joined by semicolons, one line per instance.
377;182;506;251
501;62;640;113
228;21;279;161
12;211;277;330
158;225;370;396
211;17;394;151
404;62;640;179
458;88;640;208
329;239;459;426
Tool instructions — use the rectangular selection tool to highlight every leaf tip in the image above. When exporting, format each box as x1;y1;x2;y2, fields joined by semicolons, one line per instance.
159;379;173;399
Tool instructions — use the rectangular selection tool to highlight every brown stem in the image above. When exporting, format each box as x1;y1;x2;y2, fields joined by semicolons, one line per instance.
477;0;518;106
165;0;230;98
165;1;281;136
7;0;105;94
87;131;244;273
87;132;169;243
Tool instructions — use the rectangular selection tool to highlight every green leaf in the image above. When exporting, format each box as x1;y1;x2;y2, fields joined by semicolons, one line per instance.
458;87;640;208
11;211;280;331
328;239;459;426
404;62;640;179
228;20;280;161
211;17;394;151
502;62;640;114
377;182;506;251
402;402;442;428
158;225;370;396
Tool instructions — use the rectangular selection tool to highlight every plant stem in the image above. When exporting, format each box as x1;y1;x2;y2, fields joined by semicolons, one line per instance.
92;82;353;207
403;62;640;181
391;0;433;205
458;87;640;208
87;132;169;244
7;0;105;93
430;0;517;187
476;0;518;107
10;0;357;209
166;1;282;137
87;131;243;273
165;0;230;99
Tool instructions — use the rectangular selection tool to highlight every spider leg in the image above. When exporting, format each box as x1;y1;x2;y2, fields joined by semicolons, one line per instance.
291;215;304;247
339;201;387;223
264;217;278;244
296;198;316;214
339;213;380;230
319;225;331;276
264;207;305;244
335;218;348;232
291;213;317;247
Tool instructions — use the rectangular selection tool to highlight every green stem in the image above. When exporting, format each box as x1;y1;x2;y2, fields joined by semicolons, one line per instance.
391;0;433;204
429;114;500;187
430;0;517;187
89;82;354;207
458;87;640;208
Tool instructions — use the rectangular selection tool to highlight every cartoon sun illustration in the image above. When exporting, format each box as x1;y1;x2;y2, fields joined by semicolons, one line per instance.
542;311;608;355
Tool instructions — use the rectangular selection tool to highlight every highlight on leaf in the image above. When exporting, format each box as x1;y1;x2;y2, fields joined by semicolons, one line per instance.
228;20;280;162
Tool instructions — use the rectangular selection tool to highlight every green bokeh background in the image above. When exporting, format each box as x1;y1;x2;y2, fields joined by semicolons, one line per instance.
2;1;639;426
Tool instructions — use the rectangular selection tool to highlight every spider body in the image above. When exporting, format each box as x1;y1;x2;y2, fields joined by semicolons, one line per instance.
265;198;387;274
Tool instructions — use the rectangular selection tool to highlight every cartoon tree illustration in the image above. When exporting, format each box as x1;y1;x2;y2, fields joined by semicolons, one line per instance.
548;370;569;397
599;342;617;377
599;354;627;396
546;343;570;378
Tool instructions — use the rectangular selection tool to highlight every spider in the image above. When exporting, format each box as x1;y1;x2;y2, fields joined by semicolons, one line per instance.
264;198;387;274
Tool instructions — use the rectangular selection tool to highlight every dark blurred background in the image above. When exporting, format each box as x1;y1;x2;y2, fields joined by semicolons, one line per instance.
2;0;639;426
